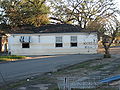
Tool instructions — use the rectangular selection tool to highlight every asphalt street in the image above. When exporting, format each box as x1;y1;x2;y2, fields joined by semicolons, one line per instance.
0;54;102;83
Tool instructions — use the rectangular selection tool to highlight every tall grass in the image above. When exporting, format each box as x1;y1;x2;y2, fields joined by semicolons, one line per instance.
0;55;26;61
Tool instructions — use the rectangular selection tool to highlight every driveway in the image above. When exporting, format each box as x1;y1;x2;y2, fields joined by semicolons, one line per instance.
0;54;102;83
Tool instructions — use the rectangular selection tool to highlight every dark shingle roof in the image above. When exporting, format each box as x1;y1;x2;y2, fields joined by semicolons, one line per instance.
9;24;83;34
34;24;83;33
1;24;96;34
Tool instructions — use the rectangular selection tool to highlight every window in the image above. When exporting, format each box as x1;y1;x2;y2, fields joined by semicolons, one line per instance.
55;37;63;47
20;36;31;43
70;36;77;47
22;43;30;48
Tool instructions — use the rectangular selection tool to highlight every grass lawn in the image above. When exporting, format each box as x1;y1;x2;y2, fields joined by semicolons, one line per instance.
0;75;58;90
0;55;26;62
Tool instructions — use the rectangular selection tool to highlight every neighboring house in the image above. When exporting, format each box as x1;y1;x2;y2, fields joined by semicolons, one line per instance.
0;33;8;52
8;24;98;55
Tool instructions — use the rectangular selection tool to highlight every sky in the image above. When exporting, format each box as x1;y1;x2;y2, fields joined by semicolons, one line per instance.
114;0;120;9
113;0;120;20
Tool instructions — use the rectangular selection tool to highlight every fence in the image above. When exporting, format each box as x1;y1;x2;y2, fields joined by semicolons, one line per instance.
57;76;120;90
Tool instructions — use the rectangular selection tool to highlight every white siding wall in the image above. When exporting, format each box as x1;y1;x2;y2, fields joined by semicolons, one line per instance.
8;33;98;55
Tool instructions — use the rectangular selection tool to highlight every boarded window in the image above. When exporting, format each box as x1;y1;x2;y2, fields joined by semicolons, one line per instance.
22;43;30;48
71;36;77;47
20;36;31;43
55;37;63;47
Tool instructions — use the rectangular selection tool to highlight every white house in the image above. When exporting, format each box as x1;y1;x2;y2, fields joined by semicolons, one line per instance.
8;24;98;55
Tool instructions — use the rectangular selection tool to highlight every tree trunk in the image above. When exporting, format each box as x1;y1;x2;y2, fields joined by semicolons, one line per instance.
104;47;111;58
0;37;2;52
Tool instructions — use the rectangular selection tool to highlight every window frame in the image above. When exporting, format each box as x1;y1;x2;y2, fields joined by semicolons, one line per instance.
55;36;63;48
70;36;78;47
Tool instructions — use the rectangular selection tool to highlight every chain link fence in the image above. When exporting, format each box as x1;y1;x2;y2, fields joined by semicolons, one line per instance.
57;76;120;90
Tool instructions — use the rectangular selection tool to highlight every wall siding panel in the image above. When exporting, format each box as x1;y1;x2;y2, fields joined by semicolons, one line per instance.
8;33;98;55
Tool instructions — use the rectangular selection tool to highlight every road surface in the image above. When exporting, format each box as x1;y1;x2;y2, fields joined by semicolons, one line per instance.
0;54;102;83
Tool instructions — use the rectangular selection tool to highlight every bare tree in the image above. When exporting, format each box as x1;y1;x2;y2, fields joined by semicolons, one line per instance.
49;0;118;28
101;16;120;58
87;14;120;58
48;0;75;24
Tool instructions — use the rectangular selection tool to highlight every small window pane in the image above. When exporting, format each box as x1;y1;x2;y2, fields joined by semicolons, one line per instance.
56;43;63;47
56;37;62;43
71;43;77;47
22;43;30;48
71;36;77;42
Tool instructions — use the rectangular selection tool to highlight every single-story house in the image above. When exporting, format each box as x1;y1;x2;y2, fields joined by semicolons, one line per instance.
8;24;98;55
